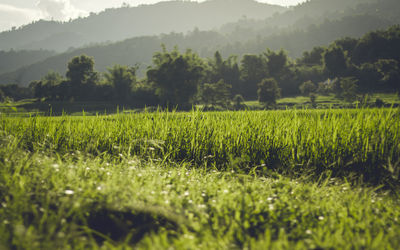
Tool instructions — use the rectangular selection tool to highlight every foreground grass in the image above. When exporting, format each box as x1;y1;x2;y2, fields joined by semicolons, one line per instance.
1;108;400;186
1;109;400;248
1;145;399;249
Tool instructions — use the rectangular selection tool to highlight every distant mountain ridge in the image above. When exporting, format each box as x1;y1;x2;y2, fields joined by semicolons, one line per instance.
0;49;56;75
0;0;285;52
0;0;399;86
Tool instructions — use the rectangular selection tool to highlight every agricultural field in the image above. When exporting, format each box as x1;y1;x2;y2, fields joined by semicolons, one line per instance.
1;108;400;249
1;93;399;117
245;93;400;110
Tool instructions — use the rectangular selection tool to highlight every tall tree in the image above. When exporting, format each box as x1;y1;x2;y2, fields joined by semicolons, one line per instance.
41;71;63;100
340;77;358;102
147;46;206;109
323;46;348;77
208;51;240;95
66;54;98;101
298;46;325;66
104;65;136;103
375;59;400;92
299;80;317;96
198;79;232;109
264;49;296;96
264;49;288;79
240;54;267;99
257;78;281;107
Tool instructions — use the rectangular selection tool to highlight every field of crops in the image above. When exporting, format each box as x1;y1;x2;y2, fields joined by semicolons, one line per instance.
1;108;400;248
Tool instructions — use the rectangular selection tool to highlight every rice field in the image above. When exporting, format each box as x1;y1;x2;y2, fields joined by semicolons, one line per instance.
0;108;400;248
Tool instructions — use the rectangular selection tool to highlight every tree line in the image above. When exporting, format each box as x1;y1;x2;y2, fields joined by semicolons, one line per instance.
1;25;399;109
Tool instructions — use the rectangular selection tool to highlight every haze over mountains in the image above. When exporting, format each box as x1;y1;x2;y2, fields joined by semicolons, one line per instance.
0;0;285;52
0;0;399;86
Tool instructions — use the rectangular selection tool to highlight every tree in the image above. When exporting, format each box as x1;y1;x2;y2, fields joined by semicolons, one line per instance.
264;49;289;79
198;83;215;108
298;46;325;66
66;54;97;85
198;79;232;109
29;80;44;99
208;51;240;95
66;54;98;101
233;94;246;110
0;84;32;101
375;59;400;92
299;80;317;96
257;78;281;107
147;46;206;109
340;77;358;102
0;88;5;102
353;26;400;64
310;93;317;108
316;81;331;95
240;54;267;99
334;37;358;55
356;63;382;92
323;46;348;77
104;65;136;103
264;49;297;96
41;71;63;100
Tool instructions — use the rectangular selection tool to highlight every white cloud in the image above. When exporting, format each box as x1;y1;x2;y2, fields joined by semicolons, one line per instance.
36;0;87;21
0;0;308;32
0;4;41;31
261;0;305;7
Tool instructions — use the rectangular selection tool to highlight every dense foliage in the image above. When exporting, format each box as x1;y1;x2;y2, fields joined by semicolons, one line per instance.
2;25;398;109
1;0;399;87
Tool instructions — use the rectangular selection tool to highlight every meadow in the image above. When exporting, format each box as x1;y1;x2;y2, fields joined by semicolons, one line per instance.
1;108;400;248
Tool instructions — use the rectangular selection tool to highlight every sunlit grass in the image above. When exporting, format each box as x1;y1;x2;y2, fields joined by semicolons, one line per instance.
0;146;399;249
244;93;400;108
1;108;400;248
2;108;400;185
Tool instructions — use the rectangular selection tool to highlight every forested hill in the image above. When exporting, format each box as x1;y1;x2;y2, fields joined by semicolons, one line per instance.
220;0;400;43
0;0;399;86
0;0;284;52
0;13;395;86
0;49;56;75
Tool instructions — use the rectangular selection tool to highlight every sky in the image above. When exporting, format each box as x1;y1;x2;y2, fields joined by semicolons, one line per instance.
0;0;306;32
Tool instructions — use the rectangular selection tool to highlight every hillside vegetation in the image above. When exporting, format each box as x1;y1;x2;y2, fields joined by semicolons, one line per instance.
1;25;398;111
0;0;399;86
0;0;284;52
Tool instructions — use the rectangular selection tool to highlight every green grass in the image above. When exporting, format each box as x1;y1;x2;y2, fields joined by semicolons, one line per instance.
244;93;400;109
0;99;130;116
1;108;400;248
1;144;399;249
2;108;400;185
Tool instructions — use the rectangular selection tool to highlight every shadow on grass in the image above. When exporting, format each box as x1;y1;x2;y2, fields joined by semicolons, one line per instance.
81;204;183;245
20;202;186;246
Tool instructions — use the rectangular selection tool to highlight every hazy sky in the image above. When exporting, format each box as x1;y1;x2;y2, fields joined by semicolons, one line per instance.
0;0;306;32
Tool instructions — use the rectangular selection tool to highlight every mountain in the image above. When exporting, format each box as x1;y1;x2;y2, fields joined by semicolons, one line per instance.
0;0;399;86
1;14;394;87
257;0;378;28
0;0;285;52
220;0;400;40
0;31;229;86
0;49;56;75
220;14;393;57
